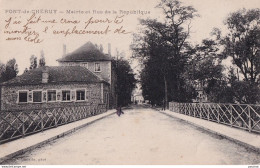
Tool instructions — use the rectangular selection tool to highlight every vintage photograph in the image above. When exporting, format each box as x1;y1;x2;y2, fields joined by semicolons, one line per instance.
0;0;259;166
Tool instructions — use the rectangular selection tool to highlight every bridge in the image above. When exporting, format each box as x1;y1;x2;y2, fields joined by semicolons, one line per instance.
0;104;259;164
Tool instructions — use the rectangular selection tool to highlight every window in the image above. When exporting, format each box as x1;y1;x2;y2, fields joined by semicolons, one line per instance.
62;90;71;101
33;91;42;103
18;91;28;103
94;63;101;72
76;90;85;101
81;63;88;69
47;90;56;102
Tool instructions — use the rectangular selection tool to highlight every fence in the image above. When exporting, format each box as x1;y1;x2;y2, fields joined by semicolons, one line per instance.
0;104;107;144
169;102;260;133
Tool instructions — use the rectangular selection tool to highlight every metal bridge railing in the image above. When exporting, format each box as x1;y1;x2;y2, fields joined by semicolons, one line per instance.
169;102;260;134
0;104;107;144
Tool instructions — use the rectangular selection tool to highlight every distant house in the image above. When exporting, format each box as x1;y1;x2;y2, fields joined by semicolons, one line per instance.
192;82;208;103
131;87;144;104
0;66;110;111
57;41;116;108
132;94;144;104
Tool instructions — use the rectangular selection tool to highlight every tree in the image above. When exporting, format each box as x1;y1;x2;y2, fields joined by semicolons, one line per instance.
132;0;198;106
0;59;19;83
183;39;234;103
29;55;37;69
222;8;260;84
39;50;46;67
24;68;29;73
113;58;137;106
185;39;221;83
215;8;260;103
140;61;165;106
227;67;259;103
0;62;6;83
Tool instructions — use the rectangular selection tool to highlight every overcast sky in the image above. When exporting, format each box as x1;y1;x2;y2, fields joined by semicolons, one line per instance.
0;0;259;74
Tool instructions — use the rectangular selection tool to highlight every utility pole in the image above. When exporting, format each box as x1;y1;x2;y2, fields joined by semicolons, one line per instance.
115;48;119;108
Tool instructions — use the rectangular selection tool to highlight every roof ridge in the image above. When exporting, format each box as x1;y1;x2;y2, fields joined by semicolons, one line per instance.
57;41;112;62
0;65;107;86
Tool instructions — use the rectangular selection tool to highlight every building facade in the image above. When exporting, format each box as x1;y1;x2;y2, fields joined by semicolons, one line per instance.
57;41;117;108
0;66;109;111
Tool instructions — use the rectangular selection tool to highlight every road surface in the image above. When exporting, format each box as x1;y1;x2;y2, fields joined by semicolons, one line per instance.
4;105;260;164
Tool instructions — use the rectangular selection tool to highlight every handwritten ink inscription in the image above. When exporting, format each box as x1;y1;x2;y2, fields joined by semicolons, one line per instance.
3;13;131;44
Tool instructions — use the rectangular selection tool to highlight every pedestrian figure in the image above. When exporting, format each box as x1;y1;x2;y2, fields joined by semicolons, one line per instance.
162;99;166;111
116;106;124;117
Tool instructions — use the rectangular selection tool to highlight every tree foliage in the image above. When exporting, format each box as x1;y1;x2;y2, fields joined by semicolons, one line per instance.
113;58;137;106
0;59;19;83
24;68;29;73
29;55;38;70
222;8;260;85
39;50;46;67
132;0;198;105
226;67;260;104
214;8;260;103
133;2;259;104
183;39;233;103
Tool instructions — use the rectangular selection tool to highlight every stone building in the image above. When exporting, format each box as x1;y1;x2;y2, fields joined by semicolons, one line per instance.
57;41;117;108
0;66;110;111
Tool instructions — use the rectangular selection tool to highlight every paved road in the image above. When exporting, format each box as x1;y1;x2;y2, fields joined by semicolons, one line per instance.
5;105;260;164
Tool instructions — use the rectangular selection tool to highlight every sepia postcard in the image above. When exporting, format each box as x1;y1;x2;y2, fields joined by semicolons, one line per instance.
0;0;259;166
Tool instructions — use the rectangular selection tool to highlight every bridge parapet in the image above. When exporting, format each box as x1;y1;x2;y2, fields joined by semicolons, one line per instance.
0;104;107;144
169;102;260;134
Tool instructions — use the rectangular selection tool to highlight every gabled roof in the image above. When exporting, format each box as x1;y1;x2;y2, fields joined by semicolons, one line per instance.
57;41;112;62
1;66;108;86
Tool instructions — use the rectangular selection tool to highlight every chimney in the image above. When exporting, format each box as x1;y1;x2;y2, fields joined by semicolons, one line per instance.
63;44;66;58
42;67;49;83
108;43;111;56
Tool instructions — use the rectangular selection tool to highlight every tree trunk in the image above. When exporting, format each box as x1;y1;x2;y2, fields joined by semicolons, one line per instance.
164;75;168;109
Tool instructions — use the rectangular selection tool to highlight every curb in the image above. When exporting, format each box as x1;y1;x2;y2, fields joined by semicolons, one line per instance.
157;110;260;154
0;111;116;164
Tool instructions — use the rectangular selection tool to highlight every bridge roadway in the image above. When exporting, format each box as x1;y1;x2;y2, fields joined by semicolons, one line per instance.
5;105;260;164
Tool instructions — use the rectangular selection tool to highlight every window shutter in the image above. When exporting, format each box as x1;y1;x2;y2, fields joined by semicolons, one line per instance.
42;91;47;102
71;90;76;101
16;91;19;103
85;90;88;102
28;91;33;103
57;90;62;102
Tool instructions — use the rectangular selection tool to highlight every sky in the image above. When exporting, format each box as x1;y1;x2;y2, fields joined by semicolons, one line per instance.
0;0;259;74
